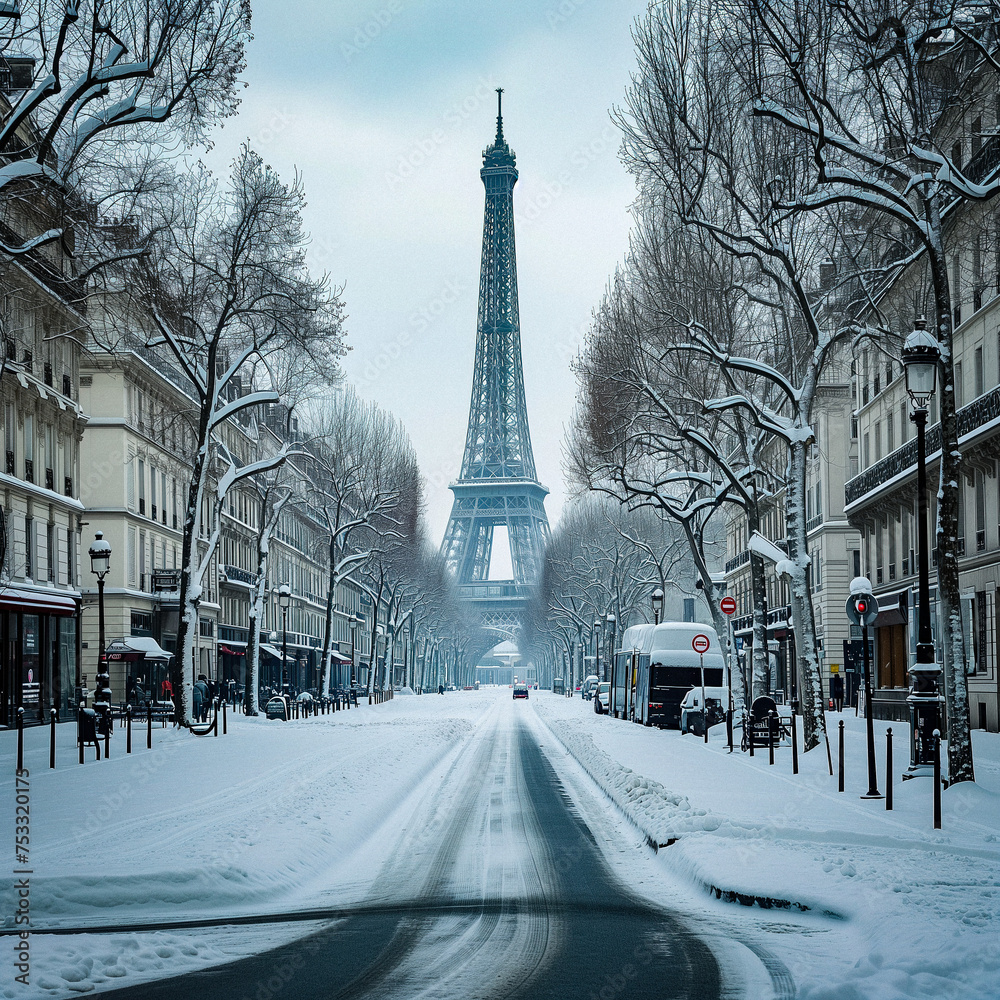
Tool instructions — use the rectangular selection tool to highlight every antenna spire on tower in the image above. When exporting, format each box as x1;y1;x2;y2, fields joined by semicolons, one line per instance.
495;87;504;141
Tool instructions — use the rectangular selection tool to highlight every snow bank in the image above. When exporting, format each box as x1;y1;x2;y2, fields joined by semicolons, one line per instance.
532;694;1000;1000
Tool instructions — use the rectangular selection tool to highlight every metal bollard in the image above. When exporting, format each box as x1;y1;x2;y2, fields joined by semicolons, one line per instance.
16;707;25;772
147;701;152;749
105;709;110;759
223;698;227;735
79;701;85;765
768;710;775;765
748;715;754;757
50;707;57;769
933;729;942;829
126;705;132;754
214;699;219;736
838;720;845;792
885;727;893;811
790;710;798;775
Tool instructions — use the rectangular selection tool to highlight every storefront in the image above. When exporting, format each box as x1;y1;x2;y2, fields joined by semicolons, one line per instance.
0;587;80;727
104;637;173;708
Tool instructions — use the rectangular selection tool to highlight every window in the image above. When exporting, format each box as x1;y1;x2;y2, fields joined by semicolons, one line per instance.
955;361;963;408
127;526;137;587
849;455;859;479
853;549;861;578
23;413;33;482
875;423;882;461
46;522;55;581
25;515;33;578
863;432;870;469
138;458;145;515
974;345;984;398
957;478;966;556
889;515;897;580
150;464;157;521
127;452;135;510
976;470;986;551
131;611;152;634
887;413;894;453
66;526;74;587
4;402;14;475
139;529;146;587
161;472;167;524
900;402;909;445
200;617;214;638
952;139;963;169
953;257;962;326
815;480;823;521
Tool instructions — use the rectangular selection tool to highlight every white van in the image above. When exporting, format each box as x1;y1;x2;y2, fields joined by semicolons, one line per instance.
635;623;726;729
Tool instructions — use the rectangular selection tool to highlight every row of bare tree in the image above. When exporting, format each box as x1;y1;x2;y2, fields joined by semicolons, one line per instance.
1;1;475;725
561;0;994;780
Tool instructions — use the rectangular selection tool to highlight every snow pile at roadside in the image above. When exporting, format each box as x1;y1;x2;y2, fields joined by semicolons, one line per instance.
538;710;726;847
533;693;1000;1000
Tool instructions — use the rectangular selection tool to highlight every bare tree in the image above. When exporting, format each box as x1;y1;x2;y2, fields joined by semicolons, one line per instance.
122;147;343;726
0;0;250;261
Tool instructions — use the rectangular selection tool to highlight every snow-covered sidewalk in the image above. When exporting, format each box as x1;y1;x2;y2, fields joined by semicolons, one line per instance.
0;694;496;997
532;693;1000;1000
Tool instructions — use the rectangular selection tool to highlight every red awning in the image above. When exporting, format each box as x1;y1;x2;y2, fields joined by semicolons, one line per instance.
0;587;78;616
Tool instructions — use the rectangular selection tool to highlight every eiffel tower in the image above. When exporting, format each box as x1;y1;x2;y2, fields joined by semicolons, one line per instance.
441;90;550;640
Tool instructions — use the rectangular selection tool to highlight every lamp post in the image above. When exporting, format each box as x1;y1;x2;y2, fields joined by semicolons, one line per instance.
902;317;943;776
606;612;617;714
349;616;360;690
89;532;112;728
593;617;603;681
652;587;664;625
278;584;291;695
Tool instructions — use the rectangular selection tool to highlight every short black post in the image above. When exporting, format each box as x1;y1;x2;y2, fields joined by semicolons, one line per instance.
885;728;893;811
16;707;24;772
838;720;845;792
933;729;942;830
79;702;85;764
50;707;57;769
790;708;799;775
126;705;132;754
222;698;227;735
147;701;152;750
214;700;219;736
768;710;775;765
104;709;110;759
726;709;733;753
748;715;754;757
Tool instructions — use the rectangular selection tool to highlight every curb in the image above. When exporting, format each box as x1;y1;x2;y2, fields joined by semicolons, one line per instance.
534;707;843;920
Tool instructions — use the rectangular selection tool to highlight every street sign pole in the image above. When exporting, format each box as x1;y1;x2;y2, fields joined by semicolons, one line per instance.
720;597;737;752
692;633;711;744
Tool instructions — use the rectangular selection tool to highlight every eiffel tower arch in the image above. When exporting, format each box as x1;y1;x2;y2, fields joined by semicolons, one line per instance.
441;91;550;642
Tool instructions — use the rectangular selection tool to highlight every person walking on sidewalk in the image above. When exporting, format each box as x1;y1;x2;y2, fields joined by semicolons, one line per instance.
832;672;844;713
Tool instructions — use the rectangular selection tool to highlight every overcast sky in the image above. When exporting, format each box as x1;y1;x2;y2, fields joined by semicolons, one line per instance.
204;0;646;544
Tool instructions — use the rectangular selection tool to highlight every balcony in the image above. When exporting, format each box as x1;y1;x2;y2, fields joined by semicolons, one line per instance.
725;549;750;573
150;570;180;593
806;513;824;532
223;565;257;588
846;381;1000;506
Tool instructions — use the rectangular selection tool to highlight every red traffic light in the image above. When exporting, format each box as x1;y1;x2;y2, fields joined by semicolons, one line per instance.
856;599;867;614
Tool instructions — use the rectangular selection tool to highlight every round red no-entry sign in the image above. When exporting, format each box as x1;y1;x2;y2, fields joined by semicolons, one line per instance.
720;596;737;616
692;633;711;654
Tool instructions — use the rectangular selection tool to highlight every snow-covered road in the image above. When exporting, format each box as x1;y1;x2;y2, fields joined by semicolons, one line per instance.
78;697;724;999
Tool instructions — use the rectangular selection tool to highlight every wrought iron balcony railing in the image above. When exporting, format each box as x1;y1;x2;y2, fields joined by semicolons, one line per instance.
725;549;750;573
846;381;1000;506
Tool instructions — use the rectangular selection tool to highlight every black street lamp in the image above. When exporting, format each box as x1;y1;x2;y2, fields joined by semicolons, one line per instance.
278;583;291;694
902;317;943;776
593;617;603;681
349;615;360;689
651;587;664;625
89;532;112;731
606;612;617;713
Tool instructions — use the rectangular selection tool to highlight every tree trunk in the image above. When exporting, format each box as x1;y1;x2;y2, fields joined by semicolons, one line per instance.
320;538;337;697
785;439;826;751
928;241;975;782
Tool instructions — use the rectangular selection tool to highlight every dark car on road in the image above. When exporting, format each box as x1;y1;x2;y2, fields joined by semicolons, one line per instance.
513;686;529;700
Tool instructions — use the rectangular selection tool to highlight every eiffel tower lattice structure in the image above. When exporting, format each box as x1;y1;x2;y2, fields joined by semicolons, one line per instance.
441;90;550;640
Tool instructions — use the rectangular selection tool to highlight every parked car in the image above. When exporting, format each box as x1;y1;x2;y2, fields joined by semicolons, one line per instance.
679;686;729;736
581;675;599;701
513;685;529;700
593;681;610;714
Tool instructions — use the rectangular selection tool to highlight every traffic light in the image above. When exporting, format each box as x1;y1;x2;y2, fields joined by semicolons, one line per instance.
846;591;879;626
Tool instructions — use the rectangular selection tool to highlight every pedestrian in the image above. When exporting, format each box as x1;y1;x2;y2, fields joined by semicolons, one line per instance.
832;672;844;713
161;677;173;702
195;674;210;722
